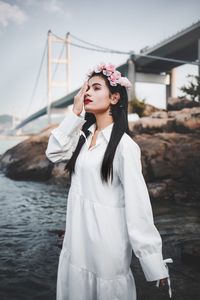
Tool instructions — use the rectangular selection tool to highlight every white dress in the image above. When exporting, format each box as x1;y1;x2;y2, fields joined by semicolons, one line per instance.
45;110;170;300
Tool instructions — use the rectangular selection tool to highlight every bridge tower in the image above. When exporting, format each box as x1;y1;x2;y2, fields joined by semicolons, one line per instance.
47;30;71;124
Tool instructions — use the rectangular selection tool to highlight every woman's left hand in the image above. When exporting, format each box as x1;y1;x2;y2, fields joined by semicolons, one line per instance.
159;277;168;287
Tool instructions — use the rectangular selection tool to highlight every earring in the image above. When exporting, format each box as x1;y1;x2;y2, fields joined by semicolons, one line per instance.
109;108;112;115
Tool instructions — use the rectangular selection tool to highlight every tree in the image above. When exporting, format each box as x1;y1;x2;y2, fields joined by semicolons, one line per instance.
180;74;200;102
129;96;146;117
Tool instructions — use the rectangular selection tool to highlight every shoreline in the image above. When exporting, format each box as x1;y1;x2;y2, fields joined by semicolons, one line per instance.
0;135;30;140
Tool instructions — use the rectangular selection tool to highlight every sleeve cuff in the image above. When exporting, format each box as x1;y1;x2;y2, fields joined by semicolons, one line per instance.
156;258;173;298
51;110;86;146
139;252;169;281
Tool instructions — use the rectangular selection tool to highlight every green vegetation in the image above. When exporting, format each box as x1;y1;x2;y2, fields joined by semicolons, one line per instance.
180;74;200;102
129;96;146;117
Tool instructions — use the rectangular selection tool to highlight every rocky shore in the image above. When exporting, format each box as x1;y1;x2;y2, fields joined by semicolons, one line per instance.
1;99;200;202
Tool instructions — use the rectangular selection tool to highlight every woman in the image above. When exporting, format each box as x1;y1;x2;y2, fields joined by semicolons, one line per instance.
45;63;172;300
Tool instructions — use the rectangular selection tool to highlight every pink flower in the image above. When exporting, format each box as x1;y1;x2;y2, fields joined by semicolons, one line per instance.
105;63;116;73
118;77;132;89
86;62;132;89
99;63;106;70
109;80;117;86
110;73;118;82
114;70;121;79
103;69;112;76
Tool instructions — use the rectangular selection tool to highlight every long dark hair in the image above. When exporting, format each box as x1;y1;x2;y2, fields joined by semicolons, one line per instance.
65;72;132;184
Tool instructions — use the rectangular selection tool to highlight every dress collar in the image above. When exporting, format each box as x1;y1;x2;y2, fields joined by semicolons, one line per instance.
87;122;114;142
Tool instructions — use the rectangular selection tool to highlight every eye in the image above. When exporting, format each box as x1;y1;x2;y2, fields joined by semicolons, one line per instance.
94;86;100;90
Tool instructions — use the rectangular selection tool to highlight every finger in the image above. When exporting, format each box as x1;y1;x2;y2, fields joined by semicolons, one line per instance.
161;282;165;287
159;281;162;288
159;280;165;287
81;81;88;92
79;83;88;97
76;83;86;96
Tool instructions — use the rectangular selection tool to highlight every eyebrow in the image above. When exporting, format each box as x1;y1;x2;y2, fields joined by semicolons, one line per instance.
89;83;102;87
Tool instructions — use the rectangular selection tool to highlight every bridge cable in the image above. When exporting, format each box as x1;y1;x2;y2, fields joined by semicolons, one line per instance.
51;31;200;66
24;39;48;119
69;33;116;51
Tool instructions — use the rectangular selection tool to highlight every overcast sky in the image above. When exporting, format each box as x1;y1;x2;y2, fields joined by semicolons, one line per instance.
0;0;199;119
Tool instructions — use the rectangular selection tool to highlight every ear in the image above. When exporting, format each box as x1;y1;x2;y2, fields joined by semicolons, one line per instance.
110;92;120;105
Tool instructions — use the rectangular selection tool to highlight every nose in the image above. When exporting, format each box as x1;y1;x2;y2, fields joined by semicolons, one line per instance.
86;85;91;92
85;88;91;98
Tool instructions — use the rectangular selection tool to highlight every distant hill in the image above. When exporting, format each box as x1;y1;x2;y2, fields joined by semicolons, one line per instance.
0;114;13;124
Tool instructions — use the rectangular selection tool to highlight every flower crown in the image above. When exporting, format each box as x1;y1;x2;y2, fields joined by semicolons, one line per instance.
86;63;132;89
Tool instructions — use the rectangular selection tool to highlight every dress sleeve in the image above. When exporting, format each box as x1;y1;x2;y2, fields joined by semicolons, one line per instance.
45;110;86;163
118;140;169;282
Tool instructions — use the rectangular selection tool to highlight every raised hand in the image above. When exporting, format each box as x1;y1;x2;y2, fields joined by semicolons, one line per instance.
72;81;88;116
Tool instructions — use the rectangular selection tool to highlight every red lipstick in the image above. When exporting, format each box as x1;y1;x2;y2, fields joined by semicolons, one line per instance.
84;98;93;104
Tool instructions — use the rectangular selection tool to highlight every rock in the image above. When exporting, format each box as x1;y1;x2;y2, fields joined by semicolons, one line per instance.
148;180;171;200
148;179;200;203
150;111;168;119
2;130;199;188
142;103;165;117
0;122;71;182
130;117;174;134
0;130;55;181
130;107;200;134
168;97;200;111
51;162;69;179
134;132;200;184
172;107;200;132
57;229;65;249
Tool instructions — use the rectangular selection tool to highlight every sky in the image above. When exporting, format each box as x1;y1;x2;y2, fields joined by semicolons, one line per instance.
0;0;200;120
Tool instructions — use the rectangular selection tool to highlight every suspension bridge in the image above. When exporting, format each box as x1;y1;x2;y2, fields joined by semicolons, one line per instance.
15;20;200;131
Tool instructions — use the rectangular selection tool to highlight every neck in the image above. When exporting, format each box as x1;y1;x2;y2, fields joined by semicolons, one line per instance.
94;110;113;131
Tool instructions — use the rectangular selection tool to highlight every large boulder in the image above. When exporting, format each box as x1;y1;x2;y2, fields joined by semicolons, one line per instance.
169;107;200;132
142;103;165;117
134;132;200;182
1;129;200;185
0;130;55;181
0;124;71;182
167;97;200;111
130;107;200;134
